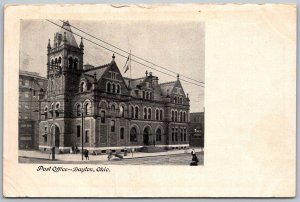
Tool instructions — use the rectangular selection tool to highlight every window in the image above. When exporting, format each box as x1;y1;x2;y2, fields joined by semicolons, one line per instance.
76;104;81;116
77;125;81;137
80;82;85;92
85;102;89;115
74;58;78;69
172;128;175;142
142;91;145;99
175;111;178;122
85;130;89;143
159;109;163;121
156;109;159;120
100;111;106;123
68;57;73;69
130;127;137;142
120;105;125;117
111;72;117;80
44;126;48;134
111;104;116;112
171;111;174;122
112;83;116;93
180;111;183;122
43;135;47;143
116;84;120;94
131;106;134;118
183;128;187;141
175;128;178;141
110;120;115;132
183;112;186;122
148;108;151;120
156;128;162;141
149;92;152;99
120;128;124;140
143;107;147;119
135;106;138;119
174;96;177;103
44;107;48;119
180;128;183;141
146;92;149;100
107;82;111;92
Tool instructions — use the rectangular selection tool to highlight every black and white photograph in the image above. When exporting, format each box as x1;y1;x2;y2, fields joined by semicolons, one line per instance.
18;19;205;165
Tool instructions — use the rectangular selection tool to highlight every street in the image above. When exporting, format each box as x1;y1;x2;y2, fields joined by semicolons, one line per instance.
19;152;204;166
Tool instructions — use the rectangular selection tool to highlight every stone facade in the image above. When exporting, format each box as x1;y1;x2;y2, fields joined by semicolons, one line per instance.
19;70;47;149
39;21;191;153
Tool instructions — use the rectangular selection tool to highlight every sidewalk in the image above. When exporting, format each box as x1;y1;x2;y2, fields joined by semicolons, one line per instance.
19;148;204;162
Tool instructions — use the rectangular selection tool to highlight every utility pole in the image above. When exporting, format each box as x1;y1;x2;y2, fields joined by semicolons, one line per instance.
81;111;84;160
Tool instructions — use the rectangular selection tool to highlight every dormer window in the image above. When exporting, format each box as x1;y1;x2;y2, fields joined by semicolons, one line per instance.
107;82;111;92
116;84;120;94
80;81;87;92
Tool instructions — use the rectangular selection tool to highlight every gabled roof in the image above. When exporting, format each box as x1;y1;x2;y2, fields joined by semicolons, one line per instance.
84;63;111;81
59;21;79;48
159;81;177;96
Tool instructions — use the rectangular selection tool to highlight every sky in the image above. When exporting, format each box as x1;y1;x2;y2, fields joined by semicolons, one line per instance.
20;20;205;112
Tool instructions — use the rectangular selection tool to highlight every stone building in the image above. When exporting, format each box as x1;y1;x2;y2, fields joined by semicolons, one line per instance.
189;112;204;148
19;70;47;149
38;21;191;153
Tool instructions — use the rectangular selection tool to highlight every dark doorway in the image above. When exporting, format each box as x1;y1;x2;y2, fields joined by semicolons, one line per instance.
143;127;151;145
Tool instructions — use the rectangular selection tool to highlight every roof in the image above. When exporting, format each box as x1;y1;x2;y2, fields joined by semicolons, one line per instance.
159;81;176;96
84;63;111;81
58;21;78;48
123;77;146;89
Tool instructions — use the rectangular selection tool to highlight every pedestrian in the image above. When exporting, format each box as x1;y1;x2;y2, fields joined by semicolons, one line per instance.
107;150;113;161
190;152;199;166
75;145;78;154
131;148;135;158
191;149;196;156
71;146;74;154
84;149;89;160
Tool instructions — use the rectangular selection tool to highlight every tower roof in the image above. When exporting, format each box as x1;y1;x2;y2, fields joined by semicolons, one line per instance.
59;21;79;48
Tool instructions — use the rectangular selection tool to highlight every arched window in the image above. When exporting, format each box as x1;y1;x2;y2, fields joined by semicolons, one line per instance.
100;111;106;123
180;111;183;122
44;106;48;119
159;109;163;121
111;104;116;112
148;108;151;120
58;57;61;66
55;58;58;68
149;92;152;99
180;128;183;141
171;110;174;122
116;84;121;94
110;120;115;132
183;112;186;122
143;107;147;119
131;106;134;118
130;127;137;142
80;82;85;92
76;104;81;116
74;58;78;69
174;96;177;103
120;105;125;117
55;103;60;117
107;82;111;92
155;109;159;120
142;91;145;99
85;102;90;115
112;83;116;93
146;92;149;100
156;128;162;141
51;59;54;68
135;106;139;119
68;57;73;69
175;111;178;122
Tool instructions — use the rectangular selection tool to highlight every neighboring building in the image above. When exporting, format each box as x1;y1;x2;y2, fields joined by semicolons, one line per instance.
38;21;192;153
189;112;204;147
19;70;48;149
